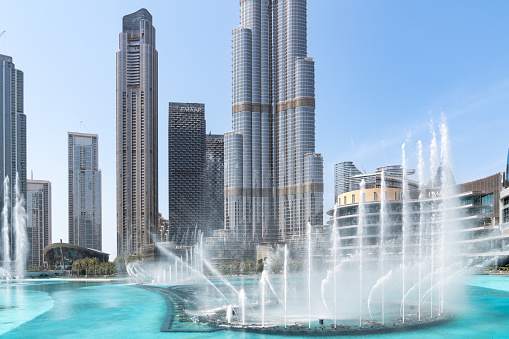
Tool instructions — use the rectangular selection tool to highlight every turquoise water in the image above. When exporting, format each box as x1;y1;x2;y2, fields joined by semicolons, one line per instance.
0;275;508;338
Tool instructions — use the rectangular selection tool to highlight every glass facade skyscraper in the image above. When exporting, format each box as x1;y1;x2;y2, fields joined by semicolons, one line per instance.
68;133;101;251
225;0;323;243
204;134;224;237
27;180;51;268
168;103;205;244
116;9;158;255
334;161;362;204
0;54;26;262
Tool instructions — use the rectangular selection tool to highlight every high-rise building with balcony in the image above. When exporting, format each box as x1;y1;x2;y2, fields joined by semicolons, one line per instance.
68;132;101;251
27;180;51;268
168;103;205;244
0;54;26;263
224;0;323;243
116;9;158;255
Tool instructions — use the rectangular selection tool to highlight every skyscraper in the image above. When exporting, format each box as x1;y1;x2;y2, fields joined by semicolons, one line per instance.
68;132;101;251
27;180;51;268
0;54;26;262
224;0;323;243
168;103;205;244
334;161;362;203
116;9;158;255
204;134;224;236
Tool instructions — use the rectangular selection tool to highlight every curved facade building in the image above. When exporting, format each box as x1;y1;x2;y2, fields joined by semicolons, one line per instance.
116;9;158;255
225;0;323;244
43;243;109;270
330;172;509;257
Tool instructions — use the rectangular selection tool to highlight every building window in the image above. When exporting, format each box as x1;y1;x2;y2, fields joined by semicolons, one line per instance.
352;195;355;204
374;192;377;201
503;208;509;223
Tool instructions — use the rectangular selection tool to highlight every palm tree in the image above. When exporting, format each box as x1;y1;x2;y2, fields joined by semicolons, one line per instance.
72;259;81;277
83;258;93;278
90;258;100;277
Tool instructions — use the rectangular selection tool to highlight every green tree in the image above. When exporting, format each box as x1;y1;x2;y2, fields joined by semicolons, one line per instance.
219;265;230;275
82;258;92;277
72;259;83;277
240;259;255;274
256;258;265;273
89;258;100;277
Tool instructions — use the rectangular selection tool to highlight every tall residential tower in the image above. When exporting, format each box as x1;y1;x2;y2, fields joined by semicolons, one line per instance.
224;0;323;243
0;54;26;263
116;9;158;255
68;132;102;250
27;179;51;268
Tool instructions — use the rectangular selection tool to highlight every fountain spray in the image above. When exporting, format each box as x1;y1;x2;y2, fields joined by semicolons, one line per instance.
380;169;386;325
401;143;408;323
14;173;27;278
2;177;10;268
284;243;288;329
359;179;366;328
417;140;424;321
307;222;312;329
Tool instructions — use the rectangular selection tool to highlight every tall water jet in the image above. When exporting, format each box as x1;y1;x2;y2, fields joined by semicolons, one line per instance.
180;255;184;282
175;258;178;283
14;173;27;278
332;203;339;328
226;304;233;325
199;232;204;275
2;176;10;269
261;270;266;327
307;222;312;329
401;143;409;323
186;250;189;279
358;179;366;328
439;114;452;315
239;288;246;326
417;140;425;321
380;169;387;325
429;119;439;318
284;243;288;329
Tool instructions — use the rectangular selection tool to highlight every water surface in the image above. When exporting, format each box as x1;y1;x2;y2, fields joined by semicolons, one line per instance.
0;275;507;338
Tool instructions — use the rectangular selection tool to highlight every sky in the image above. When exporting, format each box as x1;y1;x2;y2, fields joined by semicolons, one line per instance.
1;1;508;259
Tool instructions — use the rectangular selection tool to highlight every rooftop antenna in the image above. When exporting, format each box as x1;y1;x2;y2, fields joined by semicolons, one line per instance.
80;121;91;134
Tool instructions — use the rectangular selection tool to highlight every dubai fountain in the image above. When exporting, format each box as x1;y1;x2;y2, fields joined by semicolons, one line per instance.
124;116;473;335
0;173;28;280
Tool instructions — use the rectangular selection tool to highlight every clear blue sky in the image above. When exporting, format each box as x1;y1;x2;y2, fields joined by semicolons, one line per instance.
1;1;508;258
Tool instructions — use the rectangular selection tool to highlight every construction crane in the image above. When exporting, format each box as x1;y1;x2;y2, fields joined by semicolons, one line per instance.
0;31;5;38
